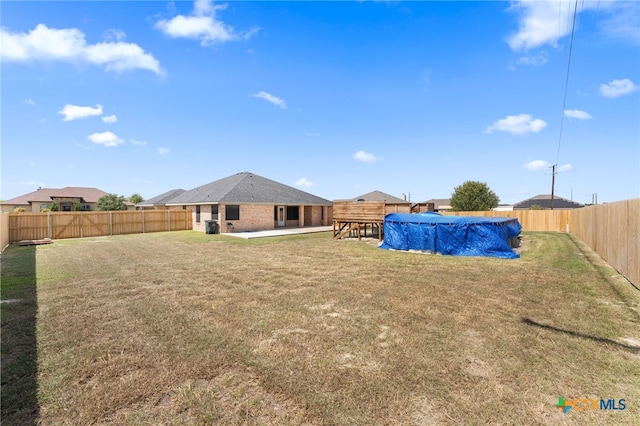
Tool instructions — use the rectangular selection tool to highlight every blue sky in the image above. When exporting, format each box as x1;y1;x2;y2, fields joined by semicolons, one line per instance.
2;0;638;205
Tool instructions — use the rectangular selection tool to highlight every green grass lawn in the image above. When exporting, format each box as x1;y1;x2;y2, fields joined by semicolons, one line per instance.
2;231;639;425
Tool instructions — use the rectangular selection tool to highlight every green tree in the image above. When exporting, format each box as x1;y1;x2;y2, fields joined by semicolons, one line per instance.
96;194;128;211
49;202;58;212
529;204;546;210
73;201;83;211
129;193;144;205
450;181;500;211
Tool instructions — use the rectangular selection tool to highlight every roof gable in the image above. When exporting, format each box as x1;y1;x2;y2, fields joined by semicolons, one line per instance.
513;194;584;209
167;172;332;205
138;189;186;206
424;199;452;208
349;190;408;204
2;187;108;205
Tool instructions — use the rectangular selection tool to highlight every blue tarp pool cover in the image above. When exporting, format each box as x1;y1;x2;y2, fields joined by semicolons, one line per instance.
380;212;522;259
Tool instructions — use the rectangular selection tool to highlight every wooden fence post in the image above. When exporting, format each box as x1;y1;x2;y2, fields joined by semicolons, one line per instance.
142;210;145;234
109;211;113;236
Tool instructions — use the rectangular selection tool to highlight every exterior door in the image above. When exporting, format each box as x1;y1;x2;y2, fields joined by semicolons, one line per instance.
277;206;285;227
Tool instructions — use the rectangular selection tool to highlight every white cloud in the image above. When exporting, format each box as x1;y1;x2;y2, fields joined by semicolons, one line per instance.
558;163;573;173
523;160;573;172
353;150;380;163
507;1;638;51
598;2;640;44
87;131;124;147
524;160;573;173
130;139;147;145
158;148;171;155
524;160;551;171
102;114;118;123
517;53;548;66
59;104;103;121
295;177;314;188
484;114;547;135
564;109;592;120
156;0;259;46
0;24;162;74
251;91;286;109
599;78;638;98
506;1;597;51
23;98;36;105
507;1;572;51
103;28;126;42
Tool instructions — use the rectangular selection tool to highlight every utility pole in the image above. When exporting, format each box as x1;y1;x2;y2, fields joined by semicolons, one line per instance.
550;164;556;210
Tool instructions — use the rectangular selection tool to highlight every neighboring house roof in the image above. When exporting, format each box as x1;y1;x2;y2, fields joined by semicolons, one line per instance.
137;189;186;207
492;204;514;211
513;194;584;209
166;172;332;206
2;187;109;205
424;199;452;210
349;190;409;204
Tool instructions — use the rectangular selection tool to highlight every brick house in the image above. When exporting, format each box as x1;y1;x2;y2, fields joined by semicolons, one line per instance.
1;187;112;212
423;198;452;212
164;172;333;233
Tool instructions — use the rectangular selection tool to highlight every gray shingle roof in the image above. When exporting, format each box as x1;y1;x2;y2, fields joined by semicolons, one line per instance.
513;194;584;209
349;190;409;203
166;172;332;206
424;199;452;209
2;187;109;205
137;189;186;207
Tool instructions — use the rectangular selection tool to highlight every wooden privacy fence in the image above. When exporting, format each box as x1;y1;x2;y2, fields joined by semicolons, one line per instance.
444;201;639;287
443;210;573;232
7;210;192;242
0;213;9;251
571;199;639;289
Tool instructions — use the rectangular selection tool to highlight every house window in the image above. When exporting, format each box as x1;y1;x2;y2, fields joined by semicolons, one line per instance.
286;206;299;221
196;205;201;223
212;205;219;220
226;205;239;220
81;204;91;211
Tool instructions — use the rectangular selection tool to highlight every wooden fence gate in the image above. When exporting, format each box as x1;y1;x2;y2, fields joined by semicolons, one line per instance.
7;210;192;242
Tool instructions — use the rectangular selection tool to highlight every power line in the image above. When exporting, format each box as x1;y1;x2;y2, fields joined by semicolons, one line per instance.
551;0;579;208
555;0;579;166
519;0;528;50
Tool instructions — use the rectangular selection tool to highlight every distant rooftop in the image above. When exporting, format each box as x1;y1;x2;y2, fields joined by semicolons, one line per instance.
347;190;409;204
513;194;584;210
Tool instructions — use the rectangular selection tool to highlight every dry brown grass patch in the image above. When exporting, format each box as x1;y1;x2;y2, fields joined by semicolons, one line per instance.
1;230;638;425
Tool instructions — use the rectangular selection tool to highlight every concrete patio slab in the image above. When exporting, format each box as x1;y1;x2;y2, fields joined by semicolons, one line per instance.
221;226;332;239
